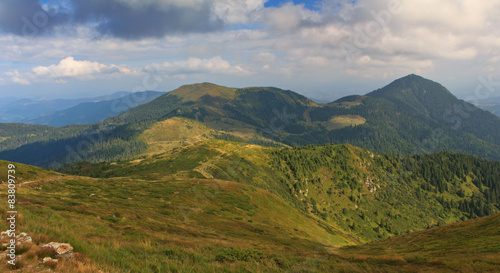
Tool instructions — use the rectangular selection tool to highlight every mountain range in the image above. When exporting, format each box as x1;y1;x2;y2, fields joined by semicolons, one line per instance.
0;74;499;272
1;74;500;168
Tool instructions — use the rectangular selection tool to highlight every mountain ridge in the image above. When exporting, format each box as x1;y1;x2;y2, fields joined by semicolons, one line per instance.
0;91;133;123
1;74;500;168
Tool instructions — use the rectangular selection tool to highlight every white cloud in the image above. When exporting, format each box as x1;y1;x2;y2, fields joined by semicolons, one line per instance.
5;70;30;85
214;0;265;24
261;3;321;32
236;0;500;82
32;57;134;81
0;77;5;85
396;0;497;32
146;56;250;76
335;0;500;62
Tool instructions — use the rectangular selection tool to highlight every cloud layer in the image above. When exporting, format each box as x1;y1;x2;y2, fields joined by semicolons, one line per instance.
0;0;68;36
71;0;224;39
2;0;500;100
0;0;267;39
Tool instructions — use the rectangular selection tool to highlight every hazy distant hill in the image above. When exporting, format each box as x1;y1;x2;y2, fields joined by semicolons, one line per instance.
474;103;500;117
0;96;20;108
22;91;164;127
0;91;132;123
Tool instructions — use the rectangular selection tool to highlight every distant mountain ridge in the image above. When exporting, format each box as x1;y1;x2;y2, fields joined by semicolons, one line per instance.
474;103;500;118
22;91;164;127
0;91;132;123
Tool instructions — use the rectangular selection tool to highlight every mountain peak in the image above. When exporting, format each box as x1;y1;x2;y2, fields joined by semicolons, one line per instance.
366;74;458;117
168;82;237;101
391;74;447;89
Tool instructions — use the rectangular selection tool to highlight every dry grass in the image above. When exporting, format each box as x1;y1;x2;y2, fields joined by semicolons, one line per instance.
1;243;105;273
323;115;367;130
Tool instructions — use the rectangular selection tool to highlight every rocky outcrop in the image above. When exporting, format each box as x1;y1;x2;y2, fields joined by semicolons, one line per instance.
42;242;74;259
0;231;101;272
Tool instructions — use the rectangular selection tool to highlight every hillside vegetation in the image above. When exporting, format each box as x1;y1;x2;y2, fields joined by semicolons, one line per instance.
338;213;500;272
0;160;355;272
60;139;500;243
0;75;499;272
2;137;499;272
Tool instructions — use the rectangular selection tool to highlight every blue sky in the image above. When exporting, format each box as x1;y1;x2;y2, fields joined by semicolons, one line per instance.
0;0;499;102
265;0;322;10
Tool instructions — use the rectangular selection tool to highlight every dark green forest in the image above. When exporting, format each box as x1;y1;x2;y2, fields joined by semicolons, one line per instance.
269;144;500;240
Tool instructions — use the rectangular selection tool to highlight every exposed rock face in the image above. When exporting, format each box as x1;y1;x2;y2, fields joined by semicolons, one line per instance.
42;242;74;259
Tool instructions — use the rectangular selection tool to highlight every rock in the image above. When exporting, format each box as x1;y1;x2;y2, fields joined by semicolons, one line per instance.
1;231;32;244
43;257;58;264
43;242;73;259
16;232;33;245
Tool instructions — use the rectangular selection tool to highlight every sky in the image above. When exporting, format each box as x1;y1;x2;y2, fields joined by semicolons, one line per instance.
1;0;500;102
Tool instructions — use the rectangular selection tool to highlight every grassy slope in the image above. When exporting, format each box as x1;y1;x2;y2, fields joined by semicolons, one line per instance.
0;159;61;183
1;157;498;272
59;139;500;244
0;160;354;272
168;83;237;102
138;117;217;155
338;212;500;272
